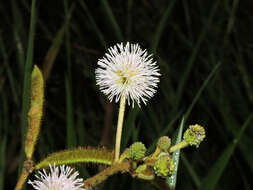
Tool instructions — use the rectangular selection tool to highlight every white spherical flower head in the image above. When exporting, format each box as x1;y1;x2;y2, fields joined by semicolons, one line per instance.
95;42;160;107
28;164;85;190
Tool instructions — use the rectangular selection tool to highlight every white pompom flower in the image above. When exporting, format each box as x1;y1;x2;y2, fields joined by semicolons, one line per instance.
95;42;161;107
28;164;85;190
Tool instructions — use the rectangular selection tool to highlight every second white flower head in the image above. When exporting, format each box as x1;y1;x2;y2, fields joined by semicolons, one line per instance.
95;42;160;107
28;164;84;190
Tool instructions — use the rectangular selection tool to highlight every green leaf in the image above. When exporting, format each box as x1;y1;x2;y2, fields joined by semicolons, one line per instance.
42;25;65;81
167;117;185;188
198;113;253;190
25;65;44;159
35;147;114;170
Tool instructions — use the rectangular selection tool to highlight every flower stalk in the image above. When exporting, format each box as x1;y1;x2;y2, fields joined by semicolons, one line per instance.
169;124;206;152
84;161;131;188
114;95;126;162
169;140;188;153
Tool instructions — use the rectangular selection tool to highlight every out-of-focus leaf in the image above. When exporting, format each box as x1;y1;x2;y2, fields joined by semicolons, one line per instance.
43;25;65;81
198;113;253;190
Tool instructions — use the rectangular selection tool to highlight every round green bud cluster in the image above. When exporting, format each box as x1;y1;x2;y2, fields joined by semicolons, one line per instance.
129;142;147;161
153;156;175;177
183;124;205;147
157;136;171;151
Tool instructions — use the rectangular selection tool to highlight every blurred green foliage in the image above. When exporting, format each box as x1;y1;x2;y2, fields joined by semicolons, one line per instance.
0;0;253;189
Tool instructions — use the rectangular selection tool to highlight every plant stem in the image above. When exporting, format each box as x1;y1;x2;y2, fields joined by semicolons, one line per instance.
14;169;29;190
169;140;188;153
114;96;126;162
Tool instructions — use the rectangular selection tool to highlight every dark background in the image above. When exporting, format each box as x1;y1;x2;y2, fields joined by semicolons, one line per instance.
1;0;253;189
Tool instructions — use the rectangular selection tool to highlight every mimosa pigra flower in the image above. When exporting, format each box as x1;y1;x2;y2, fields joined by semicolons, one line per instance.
183;124;206;148
28;164;84;190
95;42;160;107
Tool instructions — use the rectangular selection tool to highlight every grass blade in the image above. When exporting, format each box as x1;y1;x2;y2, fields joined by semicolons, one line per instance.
177;63;221;187
184;62;221;121
42;25;65;81
174;0;220;111
151;0;177;54
79;1;107;49
64;1;76;148
19;0;37;175
100;0;124;41
198;113;253;190
0;34;19;105
181;153;201;187
167;117;185;188
11;0;26;73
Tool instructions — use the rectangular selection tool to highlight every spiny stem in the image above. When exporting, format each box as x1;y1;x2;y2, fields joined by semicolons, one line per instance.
114;96;126;162
169;140;188;153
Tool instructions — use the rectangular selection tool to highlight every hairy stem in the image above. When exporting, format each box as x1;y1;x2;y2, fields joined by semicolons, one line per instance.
114;96;126;162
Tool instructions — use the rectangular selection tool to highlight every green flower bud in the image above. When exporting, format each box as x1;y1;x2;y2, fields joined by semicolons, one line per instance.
157;136;171;151
129;142;146;161
153;156;175;177
183;124;205;148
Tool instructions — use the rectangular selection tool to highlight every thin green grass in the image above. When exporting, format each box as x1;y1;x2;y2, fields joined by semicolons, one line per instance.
151;0;177;54
79;1;108;49
11;0;26;73
198;113;253;190
100;0;124;41
167;117;184;188
64;0;77;148
0;34;19;105
173;0;220;113
19;0;37;178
